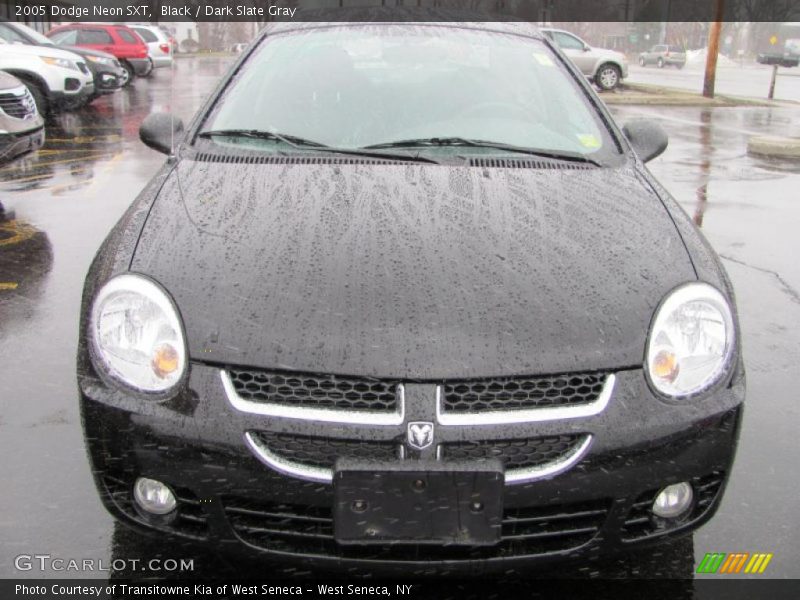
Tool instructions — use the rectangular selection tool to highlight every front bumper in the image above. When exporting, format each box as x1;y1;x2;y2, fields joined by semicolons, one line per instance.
128;58;153;76
91;66;126;94
79;361;744;574
51;82;95;110
0;125;45;163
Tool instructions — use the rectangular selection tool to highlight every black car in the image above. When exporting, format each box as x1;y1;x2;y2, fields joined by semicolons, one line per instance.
78;21;744;573
0;21;127;98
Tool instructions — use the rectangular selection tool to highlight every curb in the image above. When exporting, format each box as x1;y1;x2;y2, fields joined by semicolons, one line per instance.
603;83;794;107
748;136;800;158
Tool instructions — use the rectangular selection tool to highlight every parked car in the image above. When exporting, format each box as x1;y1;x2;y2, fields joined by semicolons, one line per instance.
541;28;628;90
0;21;127;99
0;70;44;165
79;21;743;572
0;38;94;114
756;52;799;68
639;45;687;68
127;24;173;71
46;23;151;86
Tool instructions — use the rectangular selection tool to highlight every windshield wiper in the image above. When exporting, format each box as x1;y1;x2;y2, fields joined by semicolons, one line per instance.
198;129;326;148
196;129;440;164
363;137;602;166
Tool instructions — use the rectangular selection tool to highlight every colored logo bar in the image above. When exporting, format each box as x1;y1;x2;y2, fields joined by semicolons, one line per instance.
697;552;774;574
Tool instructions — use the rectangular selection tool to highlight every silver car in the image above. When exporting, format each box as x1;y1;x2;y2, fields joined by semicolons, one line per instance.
129;24;173;71
541;28;628;91
639;45;687;69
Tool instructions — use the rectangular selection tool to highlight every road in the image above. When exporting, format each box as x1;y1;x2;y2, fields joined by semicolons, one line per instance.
0;57;798;583
627;62;800;103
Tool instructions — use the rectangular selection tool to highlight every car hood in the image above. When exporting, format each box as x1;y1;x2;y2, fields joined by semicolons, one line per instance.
0;42;84;62
131;159;695;379
59;45;116;60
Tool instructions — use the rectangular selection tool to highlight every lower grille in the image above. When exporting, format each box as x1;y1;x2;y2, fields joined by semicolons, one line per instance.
223;496;609;560
0;89;36;119
251;431;398;469
621;471;725;541
101;475;210;539
441;434;586;470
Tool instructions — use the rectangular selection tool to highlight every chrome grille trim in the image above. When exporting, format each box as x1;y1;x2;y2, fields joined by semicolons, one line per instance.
245;431;333;484
505;434;592;484
244;431;593;486
436;374;615;426
221;370;405;426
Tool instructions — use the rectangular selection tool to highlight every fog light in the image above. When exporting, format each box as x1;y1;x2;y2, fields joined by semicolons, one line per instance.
652;482;693;518
133;477;177;515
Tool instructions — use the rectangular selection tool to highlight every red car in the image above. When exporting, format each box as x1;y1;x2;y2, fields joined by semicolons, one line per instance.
46;23;151;85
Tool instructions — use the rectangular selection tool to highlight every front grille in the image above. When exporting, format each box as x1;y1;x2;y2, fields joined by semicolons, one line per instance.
442;372;607;413
223;496;609;560
441;434;586;471
621;471;725;541
101;475;210;539
228;368;399;412
0;89;36;119
251;431;398;469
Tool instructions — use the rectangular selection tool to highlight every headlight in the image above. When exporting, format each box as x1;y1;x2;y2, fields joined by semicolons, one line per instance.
41;56;79;71
86;55;113;66
646;283;734;398
89;274;187;393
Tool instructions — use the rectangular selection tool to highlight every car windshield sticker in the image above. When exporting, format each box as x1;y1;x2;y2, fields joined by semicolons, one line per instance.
578;134;601;149
533;52;554;67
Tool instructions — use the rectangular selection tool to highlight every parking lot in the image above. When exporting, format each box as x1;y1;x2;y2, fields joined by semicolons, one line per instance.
1;57;799;580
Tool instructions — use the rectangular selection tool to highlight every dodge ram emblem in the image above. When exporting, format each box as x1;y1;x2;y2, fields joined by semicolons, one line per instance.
407;421;434;450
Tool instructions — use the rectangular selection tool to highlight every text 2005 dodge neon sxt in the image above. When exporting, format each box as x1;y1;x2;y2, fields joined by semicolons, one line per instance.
77;21;744;572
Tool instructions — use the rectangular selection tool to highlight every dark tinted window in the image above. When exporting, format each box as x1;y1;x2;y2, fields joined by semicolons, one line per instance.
133;28;157;43
78;29;113;45
116;29;139;44
668;45;684;53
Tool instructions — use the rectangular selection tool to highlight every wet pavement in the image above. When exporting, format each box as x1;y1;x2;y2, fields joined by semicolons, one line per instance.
0;57;798;581
627;62;800;102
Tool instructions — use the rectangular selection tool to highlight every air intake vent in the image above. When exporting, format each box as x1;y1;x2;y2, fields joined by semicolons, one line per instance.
468;157;596;170
191;153;405;166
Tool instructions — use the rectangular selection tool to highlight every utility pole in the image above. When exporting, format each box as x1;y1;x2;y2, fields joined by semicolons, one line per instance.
703;0;726;98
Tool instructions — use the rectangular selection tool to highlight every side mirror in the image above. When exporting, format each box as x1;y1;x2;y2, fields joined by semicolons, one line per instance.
583;45;591;52
622;119;668;163
139;112;184;155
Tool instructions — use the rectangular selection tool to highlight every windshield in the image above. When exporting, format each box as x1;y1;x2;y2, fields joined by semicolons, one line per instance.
201;25;619;161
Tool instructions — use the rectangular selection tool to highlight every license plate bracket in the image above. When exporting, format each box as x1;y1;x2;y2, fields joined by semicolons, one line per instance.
333;459;504;546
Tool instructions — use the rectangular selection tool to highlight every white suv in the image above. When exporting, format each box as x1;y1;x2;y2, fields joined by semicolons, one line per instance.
0;38;94;113
541;28;628;91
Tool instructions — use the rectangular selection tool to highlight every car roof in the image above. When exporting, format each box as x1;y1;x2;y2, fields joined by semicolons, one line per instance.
53;22;131;29
261;13;543;40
